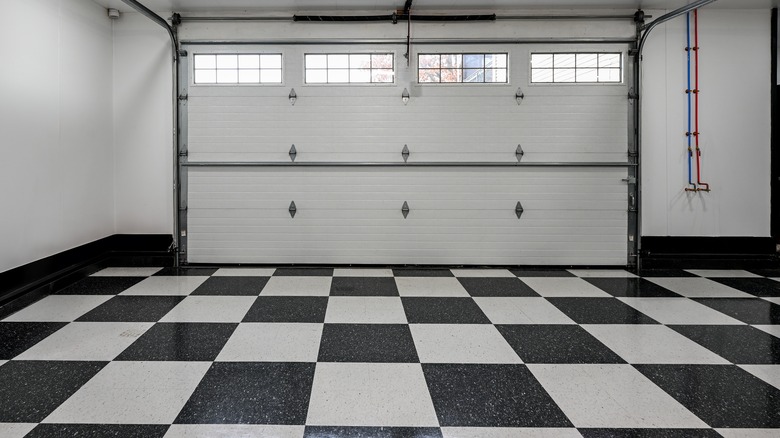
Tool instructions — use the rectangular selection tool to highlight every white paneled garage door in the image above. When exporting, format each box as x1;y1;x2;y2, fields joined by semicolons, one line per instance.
183;44;630;265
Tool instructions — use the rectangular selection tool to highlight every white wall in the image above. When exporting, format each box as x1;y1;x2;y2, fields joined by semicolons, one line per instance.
0;0;114;272
641;9;771;237
112;11;173;235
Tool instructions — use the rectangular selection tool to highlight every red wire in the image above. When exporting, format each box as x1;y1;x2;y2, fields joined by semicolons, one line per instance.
694;9;710;191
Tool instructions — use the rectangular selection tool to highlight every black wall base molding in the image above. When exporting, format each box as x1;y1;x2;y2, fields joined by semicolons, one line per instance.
641;236;779;269
0;234;173;318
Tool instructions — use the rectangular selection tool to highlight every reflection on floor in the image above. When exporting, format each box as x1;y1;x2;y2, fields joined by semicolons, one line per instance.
1;266;779;437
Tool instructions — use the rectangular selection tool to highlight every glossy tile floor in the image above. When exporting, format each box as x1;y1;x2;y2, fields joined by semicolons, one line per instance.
1;267;779;437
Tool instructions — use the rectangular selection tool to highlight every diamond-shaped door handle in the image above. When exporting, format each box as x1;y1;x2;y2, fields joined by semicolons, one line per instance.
515;201;524;219
402;145;410;163
289;144;297;162
289;201;297;218
402;201;410;219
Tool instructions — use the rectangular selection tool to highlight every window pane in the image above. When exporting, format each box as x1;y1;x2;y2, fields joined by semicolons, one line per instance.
306;54;327;69
306;69;327;83
328;68;349;83
419;69;440;82
600;68;621;82
194;69;216;84
599;53;621;68
419;54;440;68
577;53;598;68
463;69;484;82
372;69;393;83
260;69;282;83
531;69;553;83
238;69;260;83
531;54;553;68
493;68;507;83
441;54;462;68
576;68;598;82
194;54;216;69
463;55;484;68
440;68;462;83
261;54;282;69
350;54;371;69
554;69;576;83
351;68;371;83
217;69;238;83
554;54;576;68
216;54;238;69
372;54;393;68
238;54;260;69
486;54;507;68
328;54;349;68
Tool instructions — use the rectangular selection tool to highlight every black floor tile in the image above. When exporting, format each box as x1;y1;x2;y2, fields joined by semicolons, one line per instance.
578;429;721;438
54;277;145;295
457;278;540;297
0;360;106;422
175;362;315;425
76;296;185;322
496;325;625;364
747;268;780;277
710;277;780;297
26;424;169;438
116;323;238;361
669;325;780;364
318;324;419;363
635;364;780;428
304;426;443;438
547;298;659;324
402;297;491;324
693;298;780;325
191;276;269;296
330;277;399;296
153;267;217;276
242;296;328;323
422;364;572;427
0;322;67;359
509;268;575;277
274;268;334;276
392;269;454;277
637;269;697;278
584;278;681;298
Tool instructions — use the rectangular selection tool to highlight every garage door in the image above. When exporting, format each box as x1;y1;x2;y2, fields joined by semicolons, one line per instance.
181;43;631;265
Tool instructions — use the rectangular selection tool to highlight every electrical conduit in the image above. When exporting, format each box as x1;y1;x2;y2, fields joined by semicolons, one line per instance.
694;9;711;191
685;12;697;191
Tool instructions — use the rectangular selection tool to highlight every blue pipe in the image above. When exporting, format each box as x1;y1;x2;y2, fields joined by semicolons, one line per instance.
686;12;695;188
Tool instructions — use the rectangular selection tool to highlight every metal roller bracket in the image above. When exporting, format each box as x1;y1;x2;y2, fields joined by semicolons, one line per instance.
515;201;524;219
516;145;524;162
402;145;410;162
402;201;410;218
289;201;297;218
289;144;297;162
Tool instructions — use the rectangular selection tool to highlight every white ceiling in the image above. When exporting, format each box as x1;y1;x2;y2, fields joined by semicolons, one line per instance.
94;0;777;14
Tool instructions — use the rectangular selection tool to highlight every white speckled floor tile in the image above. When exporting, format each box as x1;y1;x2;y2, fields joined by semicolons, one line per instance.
91;267;162;277
441;428;582;438
164;424;305;438
518;278;611;297
762;297;780;305
473;297;575;324
332;268;394;277
325;297;407;324
686;270;762;278
567;269;638;278
119;277;209;296
306;363;439;427
410;324;521;364
2;295;112;322
43;361;211;424
158;296;256;323
0;423;36;438
645;277;754;298
212;268;276;277
216;323;323;362
395;277;470;297
739;365;780;390
753;325;780;338
260;277;332;296
583;325;730;364
716;430;780;438
528;364;708;428
617;298;744;325
450;269;515;278
14;322;152;361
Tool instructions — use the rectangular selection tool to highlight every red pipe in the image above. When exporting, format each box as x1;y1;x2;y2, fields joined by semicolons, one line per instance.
694;9;711;191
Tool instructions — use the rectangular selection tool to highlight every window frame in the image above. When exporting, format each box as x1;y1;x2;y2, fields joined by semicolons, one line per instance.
529;52;624;85
191;52;285;86
303;52;396;85
416;52;510;85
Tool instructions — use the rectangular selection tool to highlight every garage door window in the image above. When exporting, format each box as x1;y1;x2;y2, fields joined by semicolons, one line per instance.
418;53;508;83
304;53;394;84
193;54;283;84
531;53;622;84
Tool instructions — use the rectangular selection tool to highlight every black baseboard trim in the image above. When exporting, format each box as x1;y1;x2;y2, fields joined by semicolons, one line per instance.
641;236;779;269
0;234;173;316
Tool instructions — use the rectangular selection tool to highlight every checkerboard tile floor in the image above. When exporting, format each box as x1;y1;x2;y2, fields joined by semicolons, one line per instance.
1;267;779;437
